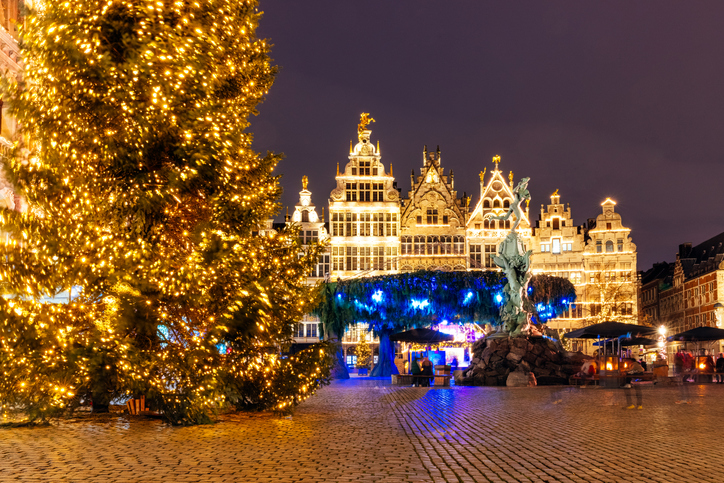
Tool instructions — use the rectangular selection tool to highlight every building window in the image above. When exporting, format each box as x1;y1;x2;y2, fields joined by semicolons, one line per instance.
596;240;602;253
541;244;550;253
605;240;614;253
443;215;449;225
359;160;371;176
484;199;490;208
414;236;425;255
346;355;357;366
416;216;422;225
426;208;438;225
386;247;398;270
504;199;510;208
293;323;305;338
346;246;358;271
345;212;357;236
475;223;481;230
562;243;572;252
315;253;330;277
552;239;561;254
332;213;343;236
552;218;559;230
359;246;371;270
606;223;612;230
332;247;343;271
470;244;482;267
372;246;384;270
617;239;623;251
359;213;371;236
401;236;412;255
372;183;384;201
306;323;317;338
454;236;464;254
485;244;496;267
428;236;441;255
345;183;357;201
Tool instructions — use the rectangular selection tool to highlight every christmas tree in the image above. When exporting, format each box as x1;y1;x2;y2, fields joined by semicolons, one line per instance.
355;337;372;370
0;0;330;425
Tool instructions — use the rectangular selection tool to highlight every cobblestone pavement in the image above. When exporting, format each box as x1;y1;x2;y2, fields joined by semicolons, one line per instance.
1;380;723;482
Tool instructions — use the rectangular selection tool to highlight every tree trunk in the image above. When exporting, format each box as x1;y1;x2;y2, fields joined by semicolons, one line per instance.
328;332;349;379
370;332;399;377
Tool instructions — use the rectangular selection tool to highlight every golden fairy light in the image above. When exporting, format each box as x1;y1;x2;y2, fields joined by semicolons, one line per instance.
0;0;332;424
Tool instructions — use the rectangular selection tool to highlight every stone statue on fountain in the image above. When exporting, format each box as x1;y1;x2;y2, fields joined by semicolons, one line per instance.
486;175;533;337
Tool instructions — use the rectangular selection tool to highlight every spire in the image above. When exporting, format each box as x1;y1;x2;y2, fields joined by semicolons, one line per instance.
336;162;340;176
321;206;325;221
390;163;393;176
377;140;380;154
349;140;353;154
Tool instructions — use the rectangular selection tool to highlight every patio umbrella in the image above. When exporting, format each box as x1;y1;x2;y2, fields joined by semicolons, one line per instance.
669;326;724;342
593;337;658;347
389;328;454;344
564;322;657;339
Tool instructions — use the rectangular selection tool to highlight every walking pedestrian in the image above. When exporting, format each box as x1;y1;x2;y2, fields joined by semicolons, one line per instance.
623;359;644;409
715;353;724;384
420;355;433;387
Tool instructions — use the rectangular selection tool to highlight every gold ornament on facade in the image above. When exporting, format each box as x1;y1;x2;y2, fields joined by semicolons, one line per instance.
302;175;308;190
552;189;559;197
479;167;486;182
509;171;514;185
358;113;375;141
492;155;501;170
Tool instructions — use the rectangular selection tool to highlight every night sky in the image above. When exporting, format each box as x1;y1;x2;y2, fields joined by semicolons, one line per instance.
251;1;724;271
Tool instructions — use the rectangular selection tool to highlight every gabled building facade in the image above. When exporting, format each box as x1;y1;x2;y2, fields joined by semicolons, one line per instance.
399;146;467;272
466;157;533;270
328;126;400;279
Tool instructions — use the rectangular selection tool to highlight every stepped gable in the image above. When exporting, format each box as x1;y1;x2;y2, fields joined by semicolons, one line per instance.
677;231;724;279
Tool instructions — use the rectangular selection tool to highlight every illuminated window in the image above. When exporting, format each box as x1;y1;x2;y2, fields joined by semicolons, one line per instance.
454;236;464;254
485;245;497;267
359;182;371;201
306;323;317;338
552;239;561;254
346;246;358;271
428;236;441;255
504;199;510;208
414;236;425;254
359;160;371;176
372;183;384;201
596;241;602;253
345;183;357;201
470;244;482;267
401;236;412;255
617;239;623;251
541;244;550;252
359;213;371;236
606;240;614;253
493;199;501;208
373;246;384;269
293;323;305;338
426;208;438;225
606;223;612;230
552;218;559;230
484;199;490;208
359;247;371;270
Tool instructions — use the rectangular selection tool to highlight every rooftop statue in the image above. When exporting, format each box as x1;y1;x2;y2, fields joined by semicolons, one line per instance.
357;113;375;141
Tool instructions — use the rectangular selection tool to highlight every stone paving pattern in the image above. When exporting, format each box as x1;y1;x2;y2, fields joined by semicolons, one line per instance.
1;380;723;482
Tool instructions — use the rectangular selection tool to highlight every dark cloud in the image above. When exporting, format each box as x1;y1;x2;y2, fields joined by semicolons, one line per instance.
251;1;724;269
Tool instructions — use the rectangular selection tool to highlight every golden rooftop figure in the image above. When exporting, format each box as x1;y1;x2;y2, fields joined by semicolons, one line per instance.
302;175;308;190
492;155;501;170
358;112;375;141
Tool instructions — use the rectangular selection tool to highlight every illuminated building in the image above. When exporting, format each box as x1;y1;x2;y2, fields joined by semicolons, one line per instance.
287;177;329;347
311;116;641;355
466;156;532;269
328;120;400;278
643;232;724;336
399;146;468;271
